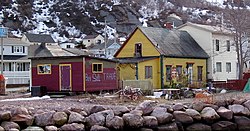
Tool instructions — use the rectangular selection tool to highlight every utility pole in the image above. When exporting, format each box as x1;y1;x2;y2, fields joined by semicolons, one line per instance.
104;20;107;58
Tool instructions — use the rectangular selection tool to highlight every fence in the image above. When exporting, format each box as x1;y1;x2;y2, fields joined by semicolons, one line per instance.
212;80;247;91
121;80;153;95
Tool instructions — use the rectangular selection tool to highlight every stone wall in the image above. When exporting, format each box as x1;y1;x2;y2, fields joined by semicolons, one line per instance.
1;98;250;131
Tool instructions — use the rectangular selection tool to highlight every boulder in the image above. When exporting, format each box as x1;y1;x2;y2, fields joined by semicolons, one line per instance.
0;111;11;121
106;115;124;130
201;107;220;123
157;122;179;131
111;106;130;116
90;125;110;131
233;98;246;105
234;116;250;131
140;128;153;131
122;113;143;128
85;113;106;127
204;104;219;110
0;126;4;131
228;104;250;116
243;100;250;111
217;107;233;120
185;109;201;120
22;126;44;131
53;112;68;126
186;123;211;131
150;107;173;124
89;105;106;114
34;111;55;126
80;111;88;117
130;110;143;116
173;103;185;111
60;123;85;131
135;100;157;115
68;112;85;124
173;111;193;124
45;126;58;131
192;101;205;112
211;121;237;131
1;121;20;131
11;107;29;116
157;104;173;113
11;114;34;126
143;116;158;128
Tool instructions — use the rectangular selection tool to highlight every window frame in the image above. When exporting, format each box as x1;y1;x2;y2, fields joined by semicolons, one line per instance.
145;66;153;79
226;40;230;52
92;63;103;73
166;65;172;82
226;62;231;72
215;39;220;51
13;46;23;53
66;45;71;48
135;43;142;57
37;64;52;75
197;66;203;81
216;62;222;72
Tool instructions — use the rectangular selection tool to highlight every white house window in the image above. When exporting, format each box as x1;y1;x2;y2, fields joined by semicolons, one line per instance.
66;45;71;48
215;39;220;51
226;40;230;51
13;46;24;53
226;62;231;72
216;62;222;72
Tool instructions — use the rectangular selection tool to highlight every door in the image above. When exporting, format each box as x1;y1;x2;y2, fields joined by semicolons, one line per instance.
59;64;72;91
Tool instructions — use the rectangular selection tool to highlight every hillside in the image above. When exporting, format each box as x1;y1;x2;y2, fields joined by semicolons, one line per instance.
0;0;225;43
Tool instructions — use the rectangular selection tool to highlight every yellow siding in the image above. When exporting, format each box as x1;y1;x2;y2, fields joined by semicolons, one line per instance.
138;58;161;89
163;57;207;87
116;29;160;58
118;64;136;80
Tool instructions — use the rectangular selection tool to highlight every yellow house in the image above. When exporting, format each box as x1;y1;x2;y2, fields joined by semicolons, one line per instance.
114;27;209;89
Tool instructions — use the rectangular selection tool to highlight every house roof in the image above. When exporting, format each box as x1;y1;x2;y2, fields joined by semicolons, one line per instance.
115;27;209;59
2;38;30;46
83;34;99;39
88;39;120;50
24;34;56;43
177;22;232;34
116;57;158;64
63;48;93;56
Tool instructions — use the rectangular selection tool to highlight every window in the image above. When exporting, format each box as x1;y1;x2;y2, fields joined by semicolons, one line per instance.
226;40;230;51
216;62;222;72
88;40;90;42
13;46;24;53
135;43;142;57
226;62;231;72
176;66;182;76
166;65;172;82
92;63;103;73
198;66;203;81
145;66;152;79
66;45;71;48
215;39;219;51
37;64;51;74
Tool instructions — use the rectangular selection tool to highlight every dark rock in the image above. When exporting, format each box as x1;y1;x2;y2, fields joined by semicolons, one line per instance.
0;111;11;121
90;105;106;114
106;115;124;130
86;113;106;127
232;98;246;105
157;122;179;131
185;109;201;120
186;123;211;131
111;106;130;116
173;103;185;111
217;107;233;120
143;116;158;128
173;111;193;124
150;107;173;124
53;112;68;126
212;121;237;131
135;100;157;115
45;126;58;131
228;104;250;116
243;100;250;111
1;121;20;131
201;107;220;123
234;116;250;131
68;112;85;124
122;113;143;128
130;110;143;116
90;125;110;131
60;123;85;131
11;114;34;126
34;111;55;126
192;101;205;112
204;104;219;110
22;126;44;131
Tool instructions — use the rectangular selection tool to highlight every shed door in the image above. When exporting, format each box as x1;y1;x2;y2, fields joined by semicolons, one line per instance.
60;64;72;91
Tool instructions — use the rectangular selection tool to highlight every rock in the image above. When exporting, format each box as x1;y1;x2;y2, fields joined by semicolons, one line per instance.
234;116;250;131
150;107;173;124
232;98;246;105
140;128;153;131
0;111;11;121
157;104;173;113
111;106;130;116
157;122;179;131
228;104;250;116
45;126;58;131
90;105;106;114
70;107;83;113
34;111;55;126
173;103;185;111
192;101;205;112
211;121;237;131
204;104;219;110
68;112;85;124
185;109;201;120
1;121;20;131
214;100;227;107
22;126;44;131
201;107;220;123
11;114;34;126
90;125;110;131
243;100;250;110
80;111;88;117
217;107;233;120
9;128;20;131
11;107;29;116
53;112;68;126
186;123;211;131
130;110;143;116
60;123;85;131
135;100;157;115
173;111;193;124
143;116;158;128
106;115;124;130
122;113;143;128
0;126;4;131
86;113;106;127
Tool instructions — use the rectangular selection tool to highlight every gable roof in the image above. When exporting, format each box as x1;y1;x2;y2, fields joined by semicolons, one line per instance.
3;38;29;46
25;34;56;43
88;39;120;50
177;22;231;34
115;26;209;59
83;34;100;39
63;48;93;56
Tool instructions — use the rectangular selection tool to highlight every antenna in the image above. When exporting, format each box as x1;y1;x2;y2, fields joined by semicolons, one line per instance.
104;19;107;58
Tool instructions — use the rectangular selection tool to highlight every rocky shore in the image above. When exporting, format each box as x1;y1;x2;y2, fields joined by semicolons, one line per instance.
1;98;250;131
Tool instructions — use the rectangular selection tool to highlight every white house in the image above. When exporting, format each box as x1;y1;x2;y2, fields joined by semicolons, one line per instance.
59;42;76;49
82;34;104;47
1;38;30;85
177;22;238;81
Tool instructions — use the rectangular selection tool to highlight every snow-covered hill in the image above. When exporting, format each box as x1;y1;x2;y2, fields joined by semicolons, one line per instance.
0;0;225;43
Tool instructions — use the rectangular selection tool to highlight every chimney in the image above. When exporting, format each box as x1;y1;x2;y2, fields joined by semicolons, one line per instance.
164;22;173;30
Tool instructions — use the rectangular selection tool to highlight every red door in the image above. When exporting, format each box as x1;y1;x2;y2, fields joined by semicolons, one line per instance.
59;64;72;91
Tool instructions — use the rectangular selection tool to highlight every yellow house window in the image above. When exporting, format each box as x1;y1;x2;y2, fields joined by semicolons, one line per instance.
37;64;51;74
145;66;152;79
92;63;103;73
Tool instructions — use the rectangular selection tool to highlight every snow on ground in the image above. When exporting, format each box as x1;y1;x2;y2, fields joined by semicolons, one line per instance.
0;95;50;102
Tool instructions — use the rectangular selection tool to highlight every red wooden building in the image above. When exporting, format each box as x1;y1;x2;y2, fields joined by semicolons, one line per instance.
30;56;118;92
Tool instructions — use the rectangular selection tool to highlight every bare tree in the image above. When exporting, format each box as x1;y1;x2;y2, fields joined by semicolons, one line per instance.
222;3;250;79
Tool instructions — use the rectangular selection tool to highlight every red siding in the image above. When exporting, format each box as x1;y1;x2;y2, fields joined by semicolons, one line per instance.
85;68;117;92
32;65;59;92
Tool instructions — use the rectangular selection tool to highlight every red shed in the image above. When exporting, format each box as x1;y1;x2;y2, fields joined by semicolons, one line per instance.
30;56;118;92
